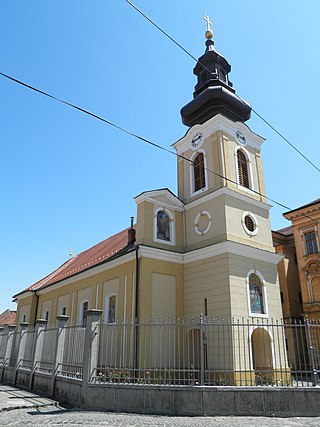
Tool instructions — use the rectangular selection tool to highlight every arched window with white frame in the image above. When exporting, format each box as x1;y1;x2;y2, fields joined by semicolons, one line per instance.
190;150;208;196
105;294;117;324
246;269;268;317
154;207;175;245
236;148;252;190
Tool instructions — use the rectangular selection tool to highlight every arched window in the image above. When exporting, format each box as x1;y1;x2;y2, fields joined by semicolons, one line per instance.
156;210;170;241
105;294;117;324
154;207;175;245
193;152;206;192
248;273;266;315
237;150;250;189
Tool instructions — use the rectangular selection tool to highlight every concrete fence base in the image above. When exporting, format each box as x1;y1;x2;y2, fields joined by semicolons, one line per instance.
2;368;320;417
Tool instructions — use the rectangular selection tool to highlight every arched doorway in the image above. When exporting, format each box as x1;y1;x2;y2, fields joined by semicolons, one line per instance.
251;327;274;384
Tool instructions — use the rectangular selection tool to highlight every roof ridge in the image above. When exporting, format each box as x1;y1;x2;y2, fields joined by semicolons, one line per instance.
29;256;77;291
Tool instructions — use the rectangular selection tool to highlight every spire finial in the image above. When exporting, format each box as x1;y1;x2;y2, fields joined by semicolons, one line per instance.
204;15;213;40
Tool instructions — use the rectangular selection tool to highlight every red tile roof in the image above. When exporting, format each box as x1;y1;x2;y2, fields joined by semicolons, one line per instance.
0;309;16;326
15;226;135;297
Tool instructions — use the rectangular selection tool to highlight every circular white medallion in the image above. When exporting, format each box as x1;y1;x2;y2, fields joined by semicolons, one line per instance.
194;211;212;236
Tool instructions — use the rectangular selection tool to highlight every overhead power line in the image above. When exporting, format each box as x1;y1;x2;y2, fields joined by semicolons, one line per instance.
0;70;317;225
124;0;320;175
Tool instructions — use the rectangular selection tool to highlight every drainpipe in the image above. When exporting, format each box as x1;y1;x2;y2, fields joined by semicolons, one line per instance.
134;244;140;373
32;290;39;327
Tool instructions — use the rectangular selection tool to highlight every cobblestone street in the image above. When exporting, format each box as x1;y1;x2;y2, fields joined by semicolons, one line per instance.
1;406;320;427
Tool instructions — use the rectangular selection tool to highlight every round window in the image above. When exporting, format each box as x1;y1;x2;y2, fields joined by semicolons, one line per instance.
242;212;258;236
245;215;255;232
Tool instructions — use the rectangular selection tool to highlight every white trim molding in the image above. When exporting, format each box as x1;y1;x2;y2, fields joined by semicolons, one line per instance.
173;114;264;155
153;206;175;246
184;186;272;211
246;269;268;318
189;149;208;197
234;145;254;192
242;211;259;237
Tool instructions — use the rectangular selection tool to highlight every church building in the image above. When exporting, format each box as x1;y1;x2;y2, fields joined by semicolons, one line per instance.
13;20;285;384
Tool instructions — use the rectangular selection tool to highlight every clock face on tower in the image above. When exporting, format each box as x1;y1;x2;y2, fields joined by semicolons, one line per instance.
191;132;203;150
235;130;246;146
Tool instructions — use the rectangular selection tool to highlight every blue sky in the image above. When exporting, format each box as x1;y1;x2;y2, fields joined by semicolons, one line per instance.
1;1;319;314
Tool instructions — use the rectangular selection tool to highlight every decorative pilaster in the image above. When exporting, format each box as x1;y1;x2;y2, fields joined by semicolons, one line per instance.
82;309;102;387
29;319;47;389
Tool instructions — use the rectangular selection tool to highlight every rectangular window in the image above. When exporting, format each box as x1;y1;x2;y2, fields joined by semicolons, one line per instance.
82;301;88;325
304;231;318;255
204;298;208;316
280;292;284;304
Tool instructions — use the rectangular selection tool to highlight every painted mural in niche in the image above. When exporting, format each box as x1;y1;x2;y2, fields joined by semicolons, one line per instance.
157;210;170;241
108;295;116;324
249;273;264;314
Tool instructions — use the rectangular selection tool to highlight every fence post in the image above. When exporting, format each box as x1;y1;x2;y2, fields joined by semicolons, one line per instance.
29;319;47;389
305;316;318;386
82;309;102;388
3;325;16;367
51;315;69;396
14;322;29;385
1;325;16;383
200;313;204;385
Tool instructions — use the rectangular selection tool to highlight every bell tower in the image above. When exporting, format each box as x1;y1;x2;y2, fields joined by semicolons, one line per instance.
173;18;283;321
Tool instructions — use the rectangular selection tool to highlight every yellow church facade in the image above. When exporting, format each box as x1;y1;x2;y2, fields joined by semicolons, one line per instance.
13;25;288;385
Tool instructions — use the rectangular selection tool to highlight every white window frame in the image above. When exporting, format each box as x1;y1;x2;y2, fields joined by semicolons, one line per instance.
153;207;175;246
234;146;254;193
189;149;208;197
242;211;259;236
301;226;319;256
246;269;268;318
104;293;117;324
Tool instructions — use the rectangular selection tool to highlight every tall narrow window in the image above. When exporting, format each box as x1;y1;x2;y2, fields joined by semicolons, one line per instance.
237;150;250;189
81;301;88;325
194;152;206;192
108;295;116;324
304;231;318;255
249;273;265;315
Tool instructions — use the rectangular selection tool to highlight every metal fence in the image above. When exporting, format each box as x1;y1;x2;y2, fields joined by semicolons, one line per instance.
1;317;319;388
59;323;86;379
94;317;320;387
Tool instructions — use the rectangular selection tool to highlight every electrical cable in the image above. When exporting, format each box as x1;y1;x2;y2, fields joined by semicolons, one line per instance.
0;70;318;226
124;0;320;175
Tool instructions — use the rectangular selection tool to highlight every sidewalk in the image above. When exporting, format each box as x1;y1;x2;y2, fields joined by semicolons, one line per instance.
0;385;58;412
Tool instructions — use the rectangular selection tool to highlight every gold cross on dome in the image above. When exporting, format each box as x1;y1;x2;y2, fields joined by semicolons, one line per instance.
204;15;212;32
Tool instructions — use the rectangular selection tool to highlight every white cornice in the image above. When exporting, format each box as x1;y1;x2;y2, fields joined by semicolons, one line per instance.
139;246;184;264
185;187;272;211
13;290;34;301
139;241;282;265
134;189;184;211
173;114;265;154
16;241;282;300
184;241;282;264
34;252;136;296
